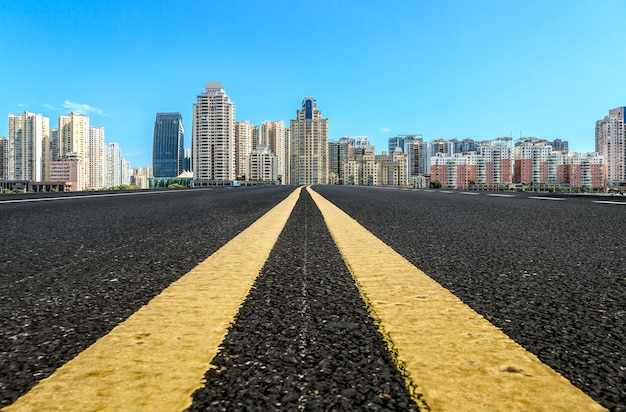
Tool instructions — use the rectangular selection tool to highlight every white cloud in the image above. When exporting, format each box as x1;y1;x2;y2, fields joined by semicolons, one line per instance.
379;127;392;133
17;103;26;108
63;100;106;115
42;103;58;110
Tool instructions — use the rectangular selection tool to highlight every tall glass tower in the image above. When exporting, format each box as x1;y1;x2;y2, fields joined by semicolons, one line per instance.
153;112;184;177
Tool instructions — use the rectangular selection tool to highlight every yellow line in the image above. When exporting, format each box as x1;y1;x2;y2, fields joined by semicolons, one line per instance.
307;187;606;412
4;186;303;412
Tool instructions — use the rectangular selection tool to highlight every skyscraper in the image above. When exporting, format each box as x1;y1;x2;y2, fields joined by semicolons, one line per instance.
262;120;287;184
234;120;252;180
153;112;184;177
289;97;328;185
104;142;121;187
192;83;235;183
0;137;7;179
59;112;90;190
89;126;105;189
595;107;625;182
7;112;49;181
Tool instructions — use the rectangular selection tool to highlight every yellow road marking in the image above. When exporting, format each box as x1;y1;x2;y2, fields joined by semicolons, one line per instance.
4;186;302;412
308;187;606;412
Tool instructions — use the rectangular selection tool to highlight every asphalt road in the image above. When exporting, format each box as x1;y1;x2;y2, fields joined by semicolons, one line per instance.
0;186;294;408
314;186;626;411
1;186;624;411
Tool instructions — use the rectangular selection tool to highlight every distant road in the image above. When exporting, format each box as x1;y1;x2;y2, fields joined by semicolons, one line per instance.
0;186;623;411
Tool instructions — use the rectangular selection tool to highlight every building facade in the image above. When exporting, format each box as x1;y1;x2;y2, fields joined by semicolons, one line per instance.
192;83;235;183
289;97;328;185
59;112;90;190
234;120;252;180
153;112;184;178
89;126;105;189
262;120;288;184
595;107;625;182
104;142;121;187
248;145;278;182
7;112;49;182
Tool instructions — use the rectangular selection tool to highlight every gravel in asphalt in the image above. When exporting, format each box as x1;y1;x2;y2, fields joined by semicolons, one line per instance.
187;189;421;411
0;187;294;408
313;186;625;412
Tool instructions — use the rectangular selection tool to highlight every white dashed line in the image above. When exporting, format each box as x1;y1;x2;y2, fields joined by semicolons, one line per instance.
528;197;565;201
592;200;626;205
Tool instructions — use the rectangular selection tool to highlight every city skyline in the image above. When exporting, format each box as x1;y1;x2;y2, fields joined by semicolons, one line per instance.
2;1;625;169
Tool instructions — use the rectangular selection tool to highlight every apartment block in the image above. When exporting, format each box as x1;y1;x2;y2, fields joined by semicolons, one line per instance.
289;97;328;185
49;152;83;191
595;107;625;182
59;112;90;190
89;126;105;188
261;120;287;184
7;112;49;181
0;137;8;179
192;82;236;183
567;152;604;190
513;141;551;184
430;152;478;189
248;145;277;182
234;120;252;180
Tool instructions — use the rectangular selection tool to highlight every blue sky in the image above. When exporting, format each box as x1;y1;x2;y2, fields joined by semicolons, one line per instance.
1;0;625;168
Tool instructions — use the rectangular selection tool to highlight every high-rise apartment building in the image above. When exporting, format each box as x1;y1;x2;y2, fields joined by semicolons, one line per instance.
7;112;49;181
89;126;105;189
595;107;625;182
0;137;8;179
341;136;370;148
262;120;288;184
248;145;278;182
476;144;513;184
153;112;184;177
59;112;90;190
289;97;328;185
328;139;350;184
513;141;551;184
192;83;235;183
388;134;421;155
104;142;121;187
234;120;252;180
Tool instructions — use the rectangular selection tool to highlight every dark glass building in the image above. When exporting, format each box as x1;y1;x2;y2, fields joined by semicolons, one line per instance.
153;112;184;177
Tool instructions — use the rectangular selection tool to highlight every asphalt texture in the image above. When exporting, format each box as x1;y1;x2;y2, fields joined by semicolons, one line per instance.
313;186;626;412
0;186;294;408
187;189;420;411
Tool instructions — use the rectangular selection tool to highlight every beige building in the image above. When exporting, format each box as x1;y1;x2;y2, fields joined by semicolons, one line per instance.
234;120;252;180
89;126;105;189
7;112;49;181
595;107;625;182
192;82;236;183
249;145;278;182
262;120;288;184
289;97;328;185
59;112;90;190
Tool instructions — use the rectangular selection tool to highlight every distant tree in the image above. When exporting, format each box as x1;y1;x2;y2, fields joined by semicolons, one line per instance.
429;180;442;189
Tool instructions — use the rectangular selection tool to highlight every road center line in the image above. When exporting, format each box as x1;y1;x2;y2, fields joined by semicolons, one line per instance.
4;187;303;412
307;186;605;412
